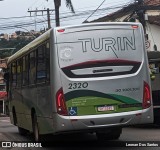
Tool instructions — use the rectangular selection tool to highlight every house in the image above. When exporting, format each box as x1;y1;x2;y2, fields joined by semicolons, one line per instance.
0;58;7;115
0;33;9;41
90;0;160;52
10;33;18;39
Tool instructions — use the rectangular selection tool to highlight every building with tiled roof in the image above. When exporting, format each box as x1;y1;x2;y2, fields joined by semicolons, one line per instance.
0;58;7;115
145;0;160;5
90;0;160;52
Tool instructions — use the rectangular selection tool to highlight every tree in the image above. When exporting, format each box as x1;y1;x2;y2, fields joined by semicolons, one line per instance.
0;38;34;58
54;0;75;27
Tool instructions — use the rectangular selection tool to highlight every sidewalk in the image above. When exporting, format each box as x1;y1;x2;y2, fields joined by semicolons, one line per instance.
0;113;8;117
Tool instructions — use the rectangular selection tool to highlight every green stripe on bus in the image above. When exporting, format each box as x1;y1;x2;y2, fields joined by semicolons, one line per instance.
65;90;140;104
65;90;142;115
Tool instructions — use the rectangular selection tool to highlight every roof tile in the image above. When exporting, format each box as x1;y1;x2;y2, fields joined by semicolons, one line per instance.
145;0;160;5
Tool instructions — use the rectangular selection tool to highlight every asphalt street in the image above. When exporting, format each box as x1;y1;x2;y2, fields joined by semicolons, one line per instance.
0;117;160;150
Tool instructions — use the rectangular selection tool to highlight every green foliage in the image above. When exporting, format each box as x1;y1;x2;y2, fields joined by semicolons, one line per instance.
0;38;34;58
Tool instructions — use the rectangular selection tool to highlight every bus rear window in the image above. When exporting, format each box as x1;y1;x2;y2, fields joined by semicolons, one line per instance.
61;59;141;78
57;28;143;78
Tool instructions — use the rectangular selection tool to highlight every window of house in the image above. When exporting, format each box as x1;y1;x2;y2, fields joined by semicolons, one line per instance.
0;85;5;91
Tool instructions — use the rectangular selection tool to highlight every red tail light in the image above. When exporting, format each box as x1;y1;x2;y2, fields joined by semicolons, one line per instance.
132;25;139;29
57;29;65;33
143;81;151;109
56;88;68;115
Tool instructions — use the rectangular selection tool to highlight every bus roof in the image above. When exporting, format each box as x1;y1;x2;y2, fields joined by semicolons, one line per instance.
7;28;52;65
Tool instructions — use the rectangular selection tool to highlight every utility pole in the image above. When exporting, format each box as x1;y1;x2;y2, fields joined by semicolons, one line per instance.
47;8;51;29
135;0;160;40
34;12;37;31
54;0;61;27
28;8;54;29
136;0;146;34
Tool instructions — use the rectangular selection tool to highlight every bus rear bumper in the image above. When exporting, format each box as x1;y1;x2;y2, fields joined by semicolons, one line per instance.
53;108;153;134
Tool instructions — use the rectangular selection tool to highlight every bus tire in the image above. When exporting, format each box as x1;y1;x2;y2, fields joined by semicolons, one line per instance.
96;128;122;141
18;127;28;135
32;113;40;142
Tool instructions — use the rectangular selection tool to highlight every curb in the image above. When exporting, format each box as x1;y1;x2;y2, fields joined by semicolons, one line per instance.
0;113;8;117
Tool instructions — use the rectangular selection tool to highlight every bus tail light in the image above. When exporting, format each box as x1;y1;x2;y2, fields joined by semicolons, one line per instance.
132;25;139;29
56;88;68;115
57;29;65;32
143;81;151;109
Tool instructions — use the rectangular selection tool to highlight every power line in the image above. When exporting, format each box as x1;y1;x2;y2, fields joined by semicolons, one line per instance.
0;15;39;20
0;3;133;31
28;8;54;29
83;0;106;23
0;4;125;27
0;2;128;20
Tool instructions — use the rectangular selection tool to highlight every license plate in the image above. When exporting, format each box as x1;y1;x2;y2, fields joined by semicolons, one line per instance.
97;105;115;112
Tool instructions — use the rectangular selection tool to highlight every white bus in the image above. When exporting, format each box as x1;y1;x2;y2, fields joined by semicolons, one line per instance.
7;22;153;141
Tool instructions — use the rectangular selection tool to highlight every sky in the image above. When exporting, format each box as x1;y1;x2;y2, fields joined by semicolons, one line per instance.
0;0;134;33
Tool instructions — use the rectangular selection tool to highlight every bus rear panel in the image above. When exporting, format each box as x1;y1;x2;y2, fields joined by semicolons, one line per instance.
53;22;153;133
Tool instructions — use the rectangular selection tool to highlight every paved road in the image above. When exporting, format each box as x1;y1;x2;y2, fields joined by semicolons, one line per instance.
0;116;160;150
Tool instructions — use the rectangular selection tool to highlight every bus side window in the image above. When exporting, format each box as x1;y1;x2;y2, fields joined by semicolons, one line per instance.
17;59;22;87
46;41;50;82
37;44;46;83
22;55;29;86
11;62;17;88
29;51;36;85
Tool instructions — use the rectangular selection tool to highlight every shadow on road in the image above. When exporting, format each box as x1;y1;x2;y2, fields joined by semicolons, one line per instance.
22;133;126;148
130;124;160;129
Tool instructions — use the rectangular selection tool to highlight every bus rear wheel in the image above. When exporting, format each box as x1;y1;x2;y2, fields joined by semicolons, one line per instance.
32;114;40;142
96;128;122;141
